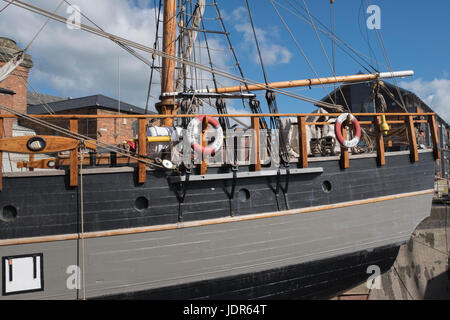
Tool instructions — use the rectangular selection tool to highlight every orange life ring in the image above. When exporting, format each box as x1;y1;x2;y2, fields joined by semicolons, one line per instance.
334;113;361;148
187;115;223;155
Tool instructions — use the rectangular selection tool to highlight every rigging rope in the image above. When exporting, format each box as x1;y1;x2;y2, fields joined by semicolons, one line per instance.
79;149;86;300
300;0;350;112
0;104;166;169
270;1;341;110
244;0;280;129
4;0;345;110
0;0;13;13
145;0;162;114
363;0;407;111
275;0;379;73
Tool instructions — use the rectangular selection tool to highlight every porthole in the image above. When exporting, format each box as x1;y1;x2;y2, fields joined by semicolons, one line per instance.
238;188;250;202
0;205;17;222
134;197;149;212
322;181;332;193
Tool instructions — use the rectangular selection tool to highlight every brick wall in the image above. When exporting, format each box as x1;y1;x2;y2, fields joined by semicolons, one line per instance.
21;107;98;139
23;106;145;146
97;108;140;145
0;65;31;137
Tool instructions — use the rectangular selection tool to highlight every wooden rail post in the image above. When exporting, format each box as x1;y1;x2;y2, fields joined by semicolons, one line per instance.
340;125;349;169
297;116;308;168
252;116;261;171
69;119;79;187
374;116;386;166
138;118;147;184
200;116;209;175
428;115;440;160
406;115;419;163
28;154;35;172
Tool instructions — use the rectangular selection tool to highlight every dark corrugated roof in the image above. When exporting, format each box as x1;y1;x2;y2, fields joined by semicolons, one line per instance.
0;87;15;95
317;80;449;128
27;94;151;115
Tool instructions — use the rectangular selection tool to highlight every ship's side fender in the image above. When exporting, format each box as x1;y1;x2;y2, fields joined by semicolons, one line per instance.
334;113;361;148
187;115;223;155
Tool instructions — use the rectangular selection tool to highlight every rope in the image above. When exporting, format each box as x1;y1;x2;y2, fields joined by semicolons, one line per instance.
24;0;65;52
0;0;13;13
363;0;407;111
270;1;338;108
244;0;269;86
0;104;166;169
0;47;55;115
275;0;379;73
300;0;351;112
214;0;252;116
145;0;162;114
79;148;86;300
3;0;345;110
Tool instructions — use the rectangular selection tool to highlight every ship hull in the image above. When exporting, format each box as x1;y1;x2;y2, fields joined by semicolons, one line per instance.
0;150;435;299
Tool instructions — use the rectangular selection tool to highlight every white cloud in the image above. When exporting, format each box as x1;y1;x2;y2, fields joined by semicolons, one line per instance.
400;78;450;123
0;0;159;109
231;7;292;66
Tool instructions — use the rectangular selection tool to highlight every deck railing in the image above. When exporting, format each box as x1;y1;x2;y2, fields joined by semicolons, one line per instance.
0;113;440;187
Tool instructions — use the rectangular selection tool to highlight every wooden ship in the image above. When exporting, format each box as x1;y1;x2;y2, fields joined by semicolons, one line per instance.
0;0;440;299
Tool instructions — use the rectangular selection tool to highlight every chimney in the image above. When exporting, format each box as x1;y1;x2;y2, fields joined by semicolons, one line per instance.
0;37;33;137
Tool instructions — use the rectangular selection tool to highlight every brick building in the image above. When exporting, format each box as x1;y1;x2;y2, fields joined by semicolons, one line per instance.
26;94;152;145
0;37;34;137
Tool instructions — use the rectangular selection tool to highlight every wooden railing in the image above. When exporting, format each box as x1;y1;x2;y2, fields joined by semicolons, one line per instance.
0;113;440;187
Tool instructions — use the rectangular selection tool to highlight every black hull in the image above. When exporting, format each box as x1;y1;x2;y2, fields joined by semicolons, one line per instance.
0;150;435;300
0;151;435;240
95;243;400;300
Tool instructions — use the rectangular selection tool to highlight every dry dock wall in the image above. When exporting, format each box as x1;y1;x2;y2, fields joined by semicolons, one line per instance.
368;202;450;299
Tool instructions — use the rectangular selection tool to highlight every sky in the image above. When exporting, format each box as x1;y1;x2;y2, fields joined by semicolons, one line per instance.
0;0;449;122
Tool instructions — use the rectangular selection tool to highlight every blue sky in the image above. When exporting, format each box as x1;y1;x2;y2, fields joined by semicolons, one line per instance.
1;0;449;120
214;0;450;114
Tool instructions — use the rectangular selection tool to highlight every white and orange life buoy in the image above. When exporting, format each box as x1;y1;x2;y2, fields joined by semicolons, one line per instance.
334;113;361;148
187;115;223;155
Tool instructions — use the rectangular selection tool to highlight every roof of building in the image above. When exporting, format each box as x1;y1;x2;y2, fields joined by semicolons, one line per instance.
27;94;151;115
0;87;15;95
317;80;449;128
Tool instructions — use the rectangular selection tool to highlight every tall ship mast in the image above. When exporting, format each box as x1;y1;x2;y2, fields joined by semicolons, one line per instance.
0;0;441;300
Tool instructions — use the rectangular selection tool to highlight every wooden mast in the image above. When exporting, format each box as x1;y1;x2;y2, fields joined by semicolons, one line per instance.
157;0;177;127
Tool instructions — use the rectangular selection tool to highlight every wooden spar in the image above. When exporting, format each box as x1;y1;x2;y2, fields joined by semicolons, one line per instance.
205;71;414;94
157;0;177;127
